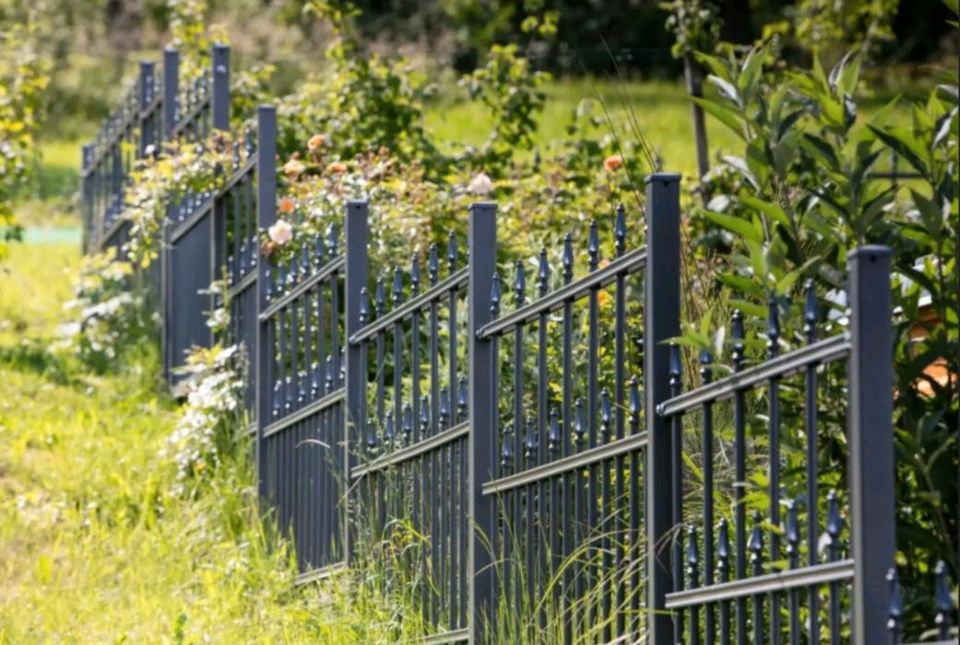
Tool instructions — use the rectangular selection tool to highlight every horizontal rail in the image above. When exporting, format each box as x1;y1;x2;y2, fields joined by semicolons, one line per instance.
99;217;131;252
258;255;345;321
218;157;256;196
657;333;850;416
482;430;648;495
422;628;469;644
227;270;257;299
477;247;646;338
262;388;345;439
169;198;215;243
170;97;212;138
349;267;470;344
665;559;855;608
351;421;470;479
294;561;347;586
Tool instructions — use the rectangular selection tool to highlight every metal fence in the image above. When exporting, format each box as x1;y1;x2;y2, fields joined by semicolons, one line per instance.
80;46;957;645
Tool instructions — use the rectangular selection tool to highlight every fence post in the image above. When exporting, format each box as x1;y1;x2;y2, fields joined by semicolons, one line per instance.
160;47;179;380
138;61;155;156
81;144;94;253
467;202;497;643
211;44;230;131
847;245;895;644
644;173;682;645
254;105;277;501
343;200;369;563
162;47;179;139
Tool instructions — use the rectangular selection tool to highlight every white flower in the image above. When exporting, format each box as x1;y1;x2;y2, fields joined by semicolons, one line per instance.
468;172;493;196
268;220;294;245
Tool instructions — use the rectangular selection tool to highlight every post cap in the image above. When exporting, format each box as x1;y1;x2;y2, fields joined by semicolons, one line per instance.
645;172;682;185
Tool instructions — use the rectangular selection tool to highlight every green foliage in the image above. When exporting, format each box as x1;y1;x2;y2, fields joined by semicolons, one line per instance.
0;7;50;262
661;0;722;59
689;41;958;638
460;43;550;172
794;0;899;60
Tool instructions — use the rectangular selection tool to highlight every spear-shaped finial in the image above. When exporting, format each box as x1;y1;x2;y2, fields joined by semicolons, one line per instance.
514;260;526;306
325;354;335;392
490;271;502;317
326;223;339;256
587;220;600;270
629;376;641;432
562;233;574;284
669;344;682;397
439;387;450;428
614;204;627;257
392;266;403;307
501;423;515;473
767;292;780;358
402;403;413;441
574;398;586;447
804;279;817;345
538;247;550;297
786;499;800;569
548;408;561;455
384;410;396;444
825;491;842;562
411;254;421;295
419;395;430;433
600;388;612;439
366;420;378;454
524;415;538;464
699;349;713;384
375;276;386;317
686;525;700;588
428;243;439;286
447;229;458;273
359;287;369;325
717;518;731;582
749;511;764;576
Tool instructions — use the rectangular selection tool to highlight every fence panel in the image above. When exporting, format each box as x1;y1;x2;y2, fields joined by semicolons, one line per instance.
348;208;472;641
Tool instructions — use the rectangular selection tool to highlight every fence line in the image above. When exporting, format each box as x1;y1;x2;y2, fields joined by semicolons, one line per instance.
79;44;956;645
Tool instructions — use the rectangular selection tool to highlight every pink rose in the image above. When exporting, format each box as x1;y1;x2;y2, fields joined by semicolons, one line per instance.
268;220;293;245
468;172;493;196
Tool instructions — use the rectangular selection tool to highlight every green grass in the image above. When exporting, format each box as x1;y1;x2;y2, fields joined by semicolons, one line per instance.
0;243;423;643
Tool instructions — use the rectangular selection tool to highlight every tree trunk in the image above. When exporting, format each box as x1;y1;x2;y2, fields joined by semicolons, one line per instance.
684;53;710;179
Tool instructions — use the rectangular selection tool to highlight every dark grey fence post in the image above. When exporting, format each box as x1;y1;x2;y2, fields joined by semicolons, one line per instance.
211;44;230;131
138;61;155;156
644;173;682;645
162;48;179;139
344;200;369;562
847;245;895;644
254;105;277;500
467;202;497;642
160;47;179;380
81;144;94;254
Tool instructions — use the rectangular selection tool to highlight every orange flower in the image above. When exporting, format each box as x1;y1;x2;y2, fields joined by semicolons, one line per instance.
326;161;348;174
307;134;325;152
603;154;624;172
278;196;296;214
283;157;306;177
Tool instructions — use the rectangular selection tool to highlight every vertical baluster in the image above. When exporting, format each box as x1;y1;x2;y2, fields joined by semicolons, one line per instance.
535;247;550;631
718;518;731;645
731;310;748;641
303;288;313;404
886;568;903;644
574;396;587;622
701;349;715;643
786;500;800;645
669;344;685;643
802;280;821;642
548;407;561;579
600;386;613;634
766;294;782;642
825;491;842;645
327;225;340;388
613;203;628;638
934;561;955;640
560;232;575;642
687;525;701;645
749;511;764;645
629;375;642;637
586;220;600;630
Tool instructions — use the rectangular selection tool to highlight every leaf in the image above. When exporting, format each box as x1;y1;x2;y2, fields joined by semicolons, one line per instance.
801;133;840;171
740;195;792;231
707;75;741;108
694;52;733;83
691;97;747;141
738;46;766;102
721;155;759;190
867;125;929;177
717;272;765;296
704;210;765;244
